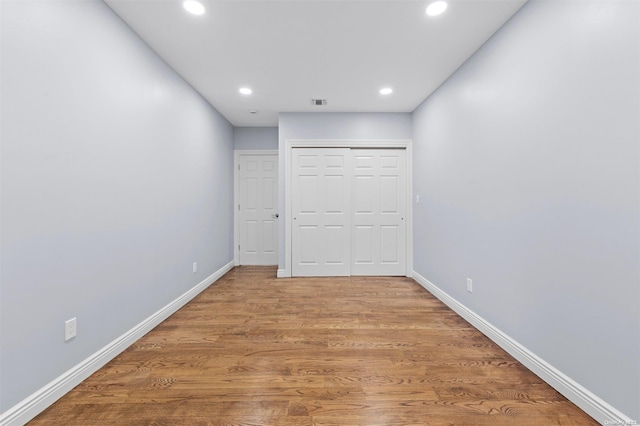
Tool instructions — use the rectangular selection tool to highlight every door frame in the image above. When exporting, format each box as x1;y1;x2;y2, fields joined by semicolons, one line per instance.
234;149;279;266
281;139;413;278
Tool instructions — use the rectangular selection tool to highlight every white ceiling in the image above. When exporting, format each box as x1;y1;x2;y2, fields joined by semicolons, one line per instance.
104;0;528;127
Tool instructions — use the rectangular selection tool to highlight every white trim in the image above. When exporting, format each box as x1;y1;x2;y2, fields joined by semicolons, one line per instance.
234;150;278;266
286;139;411;149
411;270;635;426
283;139;413;278
276;268;288;278
0;260;235;426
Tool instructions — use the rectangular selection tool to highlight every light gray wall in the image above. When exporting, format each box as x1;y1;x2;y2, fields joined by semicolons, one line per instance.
412;0;639;420
234;127;279;150
278;112;413;269
0;0;234;412
279;113;413;142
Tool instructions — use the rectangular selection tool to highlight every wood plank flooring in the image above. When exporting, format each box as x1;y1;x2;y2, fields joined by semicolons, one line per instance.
29;266;597;425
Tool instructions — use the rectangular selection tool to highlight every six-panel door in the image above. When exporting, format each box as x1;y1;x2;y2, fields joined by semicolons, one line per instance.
292;148;352;276
239;154;278;265
351;149;406;276
291;148;406;276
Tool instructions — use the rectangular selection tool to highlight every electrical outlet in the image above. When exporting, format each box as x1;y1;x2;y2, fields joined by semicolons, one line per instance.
193;262;197;274
65;317;77;341
467;278;473;293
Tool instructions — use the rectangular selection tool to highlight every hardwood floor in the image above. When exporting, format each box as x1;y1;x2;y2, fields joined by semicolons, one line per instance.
29;266;596;425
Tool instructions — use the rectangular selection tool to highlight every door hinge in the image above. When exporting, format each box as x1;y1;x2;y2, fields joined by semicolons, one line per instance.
238;204;240;211
237;164;240;171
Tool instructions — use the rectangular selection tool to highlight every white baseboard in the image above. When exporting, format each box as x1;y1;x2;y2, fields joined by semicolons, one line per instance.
411;271;634;426
276;268;290;278
0;260;235;426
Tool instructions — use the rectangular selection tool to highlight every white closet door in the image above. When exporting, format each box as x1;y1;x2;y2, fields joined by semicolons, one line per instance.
292;148;351;276
351;149;406;276
239;154;278;265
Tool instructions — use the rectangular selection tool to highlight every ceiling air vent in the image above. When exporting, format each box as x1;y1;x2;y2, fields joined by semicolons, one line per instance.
311;99;327;106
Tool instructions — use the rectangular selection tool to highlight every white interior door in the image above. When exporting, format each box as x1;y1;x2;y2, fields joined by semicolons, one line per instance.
238;154;278;265
351;149;406;275
292;148;351;276
290;147;407;277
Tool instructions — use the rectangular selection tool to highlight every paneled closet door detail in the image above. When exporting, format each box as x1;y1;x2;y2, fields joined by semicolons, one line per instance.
292;148;351;276
351;149;406;276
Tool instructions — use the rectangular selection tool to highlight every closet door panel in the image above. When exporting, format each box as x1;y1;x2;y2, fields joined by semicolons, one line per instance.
292;148;351;276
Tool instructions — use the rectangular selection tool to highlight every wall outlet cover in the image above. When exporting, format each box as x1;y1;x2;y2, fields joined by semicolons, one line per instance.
65;317;77;341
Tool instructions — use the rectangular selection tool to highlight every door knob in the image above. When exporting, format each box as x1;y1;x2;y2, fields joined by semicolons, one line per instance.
272;213;279;219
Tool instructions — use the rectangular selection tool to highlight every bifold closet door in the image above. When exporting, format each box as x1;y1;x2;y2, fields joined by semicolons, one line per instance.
351;149;406;276
292;148;351;276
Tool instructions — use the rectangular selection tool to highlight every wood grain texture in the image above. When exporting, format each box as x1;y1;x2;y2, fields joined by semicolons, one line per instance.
29;266;597;425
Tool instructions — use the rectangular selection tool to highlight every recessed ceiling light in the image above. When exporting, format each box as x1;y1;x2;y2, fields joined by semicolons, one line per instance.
426;1;448;16
183;0;205;16
380;88;393;95
239;87;253;95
